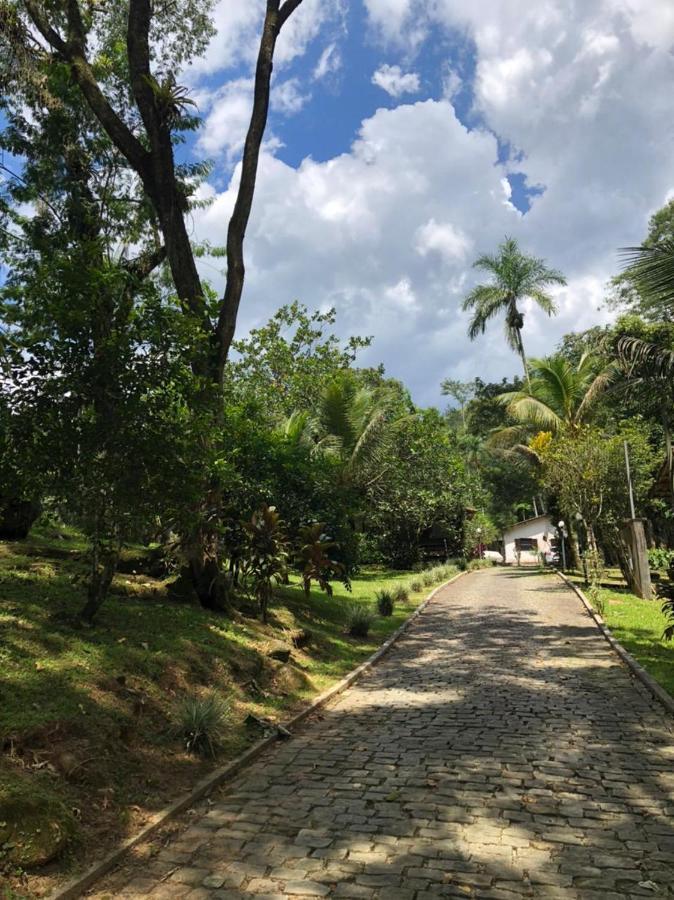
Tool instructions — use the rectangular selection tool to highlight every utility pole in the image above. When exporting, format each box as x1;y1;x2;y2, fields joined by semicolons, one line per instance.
624;440;636;520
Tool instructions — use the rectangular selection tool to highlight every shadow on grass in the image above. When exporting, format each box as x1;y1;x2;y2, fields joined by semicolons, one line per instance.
1;542;433;893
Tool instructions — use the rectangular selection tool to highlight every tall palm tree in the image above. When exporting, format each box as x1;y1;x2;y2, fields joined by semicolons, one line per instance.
462;237;566;384
499;352;617;435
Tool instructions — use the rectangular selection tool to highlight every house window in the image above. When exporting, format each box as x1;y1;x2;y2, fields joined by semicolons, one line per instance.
515;537;538;551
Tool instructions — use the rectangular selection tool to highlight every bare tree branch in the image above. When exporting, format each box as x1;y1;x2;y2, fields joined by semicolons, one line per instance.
278;0;304;29
215;0;305;382
123;245;167;281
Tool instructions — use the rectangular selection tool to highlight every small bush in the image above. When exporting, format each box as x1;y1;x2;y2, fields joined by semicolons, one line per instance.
376;589;395;616
410;578;423;592
649;548;674;571
467;558;494;571
457;557;468;571
392;583;409;603
422;570;435;587
175;693;229;758
346;602;375;638
587;585;606;618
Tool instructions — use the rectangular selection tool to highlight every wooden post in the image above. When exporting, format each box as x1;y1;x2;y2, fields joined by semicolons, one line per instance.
620;519;653;599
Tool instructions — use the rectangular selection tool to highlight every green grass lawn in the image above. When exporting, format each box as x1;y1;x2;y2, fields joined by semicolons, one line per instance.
0;525;457;896
566;568;674;698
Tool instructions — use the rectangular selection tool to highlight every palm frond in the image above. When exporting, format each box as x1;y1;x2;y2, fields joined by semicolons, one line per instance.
620;240;674;316
486;424;532;449
528;288;558;317
506;394;562;430
616;335;674;376
575;363;619;421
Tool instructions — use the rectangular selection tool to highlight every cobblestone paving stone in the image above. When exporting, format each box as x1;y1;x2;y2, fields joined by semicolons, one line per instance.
92;569;674;899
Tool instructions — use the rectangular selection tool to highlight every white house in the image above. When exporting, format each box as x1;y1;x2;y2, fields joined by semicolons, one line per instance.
503;514;555;565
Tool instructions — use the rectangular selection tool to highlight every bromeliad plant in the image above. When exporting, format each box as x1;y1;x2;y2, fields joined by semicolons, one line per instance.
296;522;350;597
241;505;289;622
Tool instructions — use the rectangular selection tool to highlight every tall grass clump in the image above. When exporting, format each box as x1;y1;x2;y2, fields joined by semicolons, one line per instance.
346;602;375;638
376;589;395;617
392;583;409;603
410;578;423;592
175;693;229;758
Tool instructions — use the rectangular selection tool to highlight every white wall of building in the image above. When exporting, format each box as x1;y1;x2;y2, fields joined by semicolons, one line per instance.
503;516;554;565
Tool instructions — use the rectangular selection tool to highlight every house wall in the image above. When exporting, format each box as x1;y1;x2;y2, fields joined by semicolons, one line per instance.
503;517;554;564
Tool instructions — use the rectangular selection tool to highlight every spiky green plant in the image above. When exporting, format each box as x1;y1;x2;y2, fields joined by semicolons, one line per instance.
345;602;375;638
376;589;394;617
175;693;229;758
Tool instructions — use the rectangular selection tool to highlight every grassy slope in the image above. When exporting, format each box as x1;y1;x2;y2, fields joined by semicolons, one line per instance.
0;525;455;895
567;568;674;697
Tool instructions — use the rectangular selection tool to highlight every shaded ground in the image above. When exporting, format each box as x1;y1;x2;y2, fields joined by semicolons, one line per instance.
90;568;674;899
0;525;436;898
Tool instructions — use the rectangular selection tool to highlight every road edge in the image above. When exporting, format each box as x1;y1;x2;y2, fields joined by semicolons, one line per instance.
49;570;468;900
557;570;674;717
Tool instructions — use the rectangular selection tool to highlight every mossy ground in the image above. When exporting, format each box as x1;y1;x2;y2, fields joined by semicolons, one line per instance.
0;524;454;897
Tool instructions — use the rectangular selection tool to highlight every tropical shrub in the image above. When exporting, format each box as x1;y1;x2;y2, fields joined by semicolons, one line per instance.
296;522;350;597
241;505;289;622
376;589;394;617
345;602;375;638
649;548;674;571
175;693;229;758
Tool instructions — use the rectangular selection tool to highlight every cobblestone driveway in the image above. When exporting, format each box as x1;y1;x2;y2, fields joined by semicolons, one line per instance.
94;568;674;899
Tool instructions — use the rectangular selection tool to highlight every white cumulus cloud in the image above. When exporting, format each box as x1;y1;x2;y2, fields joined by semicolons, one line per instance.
372;64;421;97
190;0;674;406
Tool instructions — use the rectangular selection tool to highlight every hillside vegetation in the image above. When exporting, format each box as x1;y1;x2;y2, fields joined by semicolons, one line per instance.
0;524;457;897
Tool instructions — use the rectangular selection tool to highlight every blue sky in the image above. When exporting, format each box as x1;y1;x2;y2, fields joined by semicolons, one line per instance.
182;0;674;406
4;1;674;407
189;2;545;216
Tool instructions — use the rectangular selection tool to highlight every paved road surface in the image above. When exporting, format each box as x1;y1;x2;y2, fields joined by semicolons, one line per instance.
93;568;674;899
